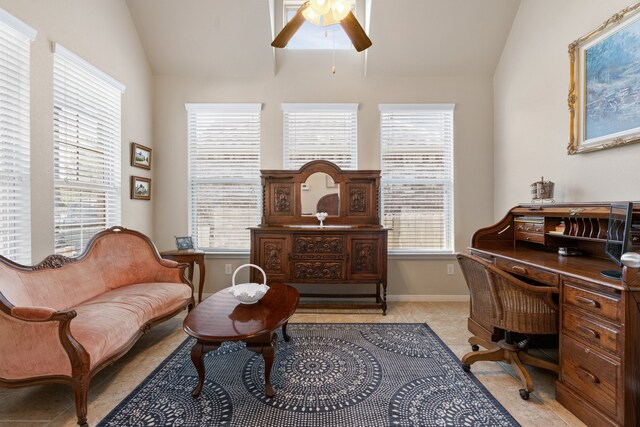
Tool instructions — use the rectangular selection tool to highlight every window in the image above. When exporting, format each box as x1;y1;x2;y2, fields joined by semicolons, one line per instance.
53;44;125;256
380;104;455;253
283;103;357;169
0;9;36;264
283;1;354;50
187;103;261;251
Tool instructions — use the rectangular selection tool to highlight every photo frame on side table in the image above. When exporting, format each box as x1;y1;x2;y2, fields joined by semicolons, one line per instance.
131;176;151;200
568;3;640;154
175;236;194;250
131;142;152;169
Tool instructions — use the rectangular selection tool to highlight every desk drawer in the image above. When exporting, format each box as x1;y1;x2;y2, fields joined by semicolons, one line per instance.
561;335;621;420
563;280;621;323
515;231;544;244
563;307;621;355
495;258;558;286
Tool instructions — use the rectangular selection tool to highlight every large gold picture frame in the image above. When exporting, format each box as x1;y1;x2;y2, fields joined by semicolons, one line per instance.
568;2;640;154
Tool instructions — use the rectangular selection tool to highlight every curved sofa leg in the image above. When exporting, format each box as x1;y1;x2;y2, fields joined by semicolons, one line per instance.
72;375;90;427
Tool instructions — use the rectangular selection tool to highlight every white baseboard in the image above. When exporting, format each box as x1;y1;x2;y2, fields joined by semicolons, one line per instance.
387;294;470;302
200;292;469;302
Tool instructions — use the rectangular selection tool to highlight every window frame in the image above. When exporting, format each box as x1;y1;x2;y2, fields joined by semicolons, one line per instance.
52;43;125;257
0;8;36;264
186;103;262;253
282;103;358;170
379;103;455;255
282;0;356;50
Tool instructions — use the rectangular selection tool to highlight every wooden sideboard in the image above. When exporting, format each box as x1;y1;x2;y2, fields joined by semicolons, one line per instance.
250;226;388;313
470;202;640;427
249;160;389;314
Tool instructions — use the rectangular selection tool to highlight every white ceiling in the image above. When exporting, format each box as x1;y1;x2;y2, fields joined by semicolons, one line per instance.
125;0;521;78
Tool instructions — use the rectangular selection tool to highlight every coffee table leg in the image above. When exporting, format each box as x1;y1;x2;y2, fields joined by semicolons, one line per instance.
190;341;206;397
263;333;278;397
282;321;291;342
247;332;278;397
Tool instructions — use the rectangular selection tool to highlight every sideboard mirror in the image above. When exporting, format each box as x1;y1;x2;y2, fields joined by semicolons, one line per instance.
260;160;381;226
301;172;340;216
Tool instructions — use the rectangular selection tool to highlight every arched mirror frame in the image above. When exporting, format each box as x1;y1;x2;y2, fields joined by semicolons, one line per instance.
260;160;381;226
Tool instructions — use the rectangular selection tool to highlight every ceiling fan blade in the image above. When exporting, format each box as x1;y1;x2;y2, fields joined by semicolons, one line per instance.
340;11;372;52
272;2;309;48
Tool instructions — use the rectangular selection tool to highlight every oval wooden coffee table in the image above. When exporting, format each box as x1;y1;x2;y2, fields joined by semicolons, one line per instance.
183;283;299;397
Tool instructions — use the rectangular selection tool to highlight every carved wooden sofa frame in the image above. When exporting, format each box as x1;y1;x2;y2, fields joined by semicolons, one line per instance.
0;227;194;426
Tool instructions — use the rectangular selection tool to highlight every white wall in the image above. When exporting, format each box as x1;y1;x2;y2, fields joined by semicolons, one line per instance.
494;0;640;216
153;54;495;297
0;0;154;262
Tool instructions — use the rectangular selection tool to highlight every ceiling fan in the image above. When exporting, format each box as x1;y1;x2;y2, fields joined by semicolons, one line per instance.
272;0;372;52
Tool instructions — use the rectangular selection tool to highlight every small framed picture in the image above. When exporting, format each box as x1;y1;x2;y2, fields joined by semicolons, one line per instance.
175;236;194;250
131;142;152;170
131;176;151;200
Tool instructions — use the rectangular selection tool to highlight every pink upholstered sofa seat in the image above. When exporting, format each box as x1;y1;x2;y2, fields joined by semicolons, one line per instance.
0;227;194;426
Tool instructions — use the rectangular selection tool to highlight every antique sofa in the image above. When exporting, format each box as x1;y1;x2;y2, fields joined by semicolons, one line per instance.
0;226;193;426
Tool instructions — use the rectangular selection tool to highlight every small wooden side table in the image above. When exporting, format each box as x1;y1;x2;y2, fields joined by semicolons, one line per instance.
160;249;206;304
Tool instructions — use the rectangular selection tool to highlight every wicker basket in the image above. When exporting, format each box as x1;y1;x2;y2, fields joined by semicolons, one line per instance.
530;176;554;200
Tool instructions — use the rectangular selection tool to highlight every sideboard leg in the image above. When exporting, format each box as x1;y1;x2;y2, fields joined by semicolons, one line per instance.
382;280;388;315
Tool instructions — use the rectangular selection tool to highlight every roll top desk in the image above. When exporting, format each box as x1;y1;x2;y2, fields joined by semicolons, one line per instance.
249;160;388;314
470;202;640;426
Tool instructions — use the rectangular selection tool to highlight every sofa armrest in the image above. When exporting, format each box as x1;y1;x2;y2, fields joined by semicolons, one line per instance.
11;306;59;321
159;259;179;268
0;296;84;380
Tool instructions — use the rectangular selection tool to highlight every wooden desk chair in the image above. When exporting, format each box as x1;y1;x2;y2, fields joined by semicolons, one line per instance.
456;252;559;400
316;193;339;215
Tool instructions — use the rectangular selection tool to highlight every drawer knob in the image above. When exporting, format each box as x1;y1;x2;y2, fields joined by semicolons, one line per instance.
511;266;528;275
576;366;600;384
576;325;600;340
575;295;601;308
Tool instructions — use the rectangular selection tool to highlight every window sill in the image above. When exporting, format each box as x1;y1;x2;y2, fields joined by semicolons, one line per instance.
388;252;456;260
203;251;250;259
201;251;457;260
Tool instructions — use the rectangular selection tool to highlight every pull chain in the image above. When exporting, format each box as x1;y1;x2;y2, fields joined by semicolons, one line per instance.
332;25;336;74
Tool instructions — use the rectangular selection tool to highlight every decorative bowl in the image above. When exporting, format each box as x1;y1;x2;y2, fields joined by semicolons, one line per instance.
228;264;269;304
315;211;328;226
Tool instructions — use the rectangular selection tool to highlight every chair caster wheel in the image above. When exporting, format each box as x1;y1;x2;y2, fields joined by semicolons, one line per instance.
519;389;529;400
471;344;479;351
462;364;470;372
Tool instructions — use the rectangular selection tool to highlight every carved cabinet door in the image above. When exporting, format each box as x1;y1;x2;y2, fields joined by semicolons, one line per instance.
252;233;290;282
348;235;383;280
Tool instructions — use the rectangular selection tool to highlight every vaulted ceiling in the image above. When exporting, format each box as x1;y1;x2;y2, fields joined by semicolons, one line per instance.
125;0;520;78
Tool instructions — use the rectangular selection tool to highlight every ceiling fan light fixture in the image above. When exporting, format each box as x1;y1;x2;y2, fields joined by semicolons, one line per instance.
309;0;331;16
302;7;322;25
321;11;339;26
330;0;350;21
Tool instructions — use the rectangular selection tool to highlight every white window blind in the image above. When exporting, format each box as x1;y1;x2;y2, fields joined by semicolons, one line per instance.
380;104;455;253
0;10;35;264
187;103;261;251
53;44;125;257
283;103;357;169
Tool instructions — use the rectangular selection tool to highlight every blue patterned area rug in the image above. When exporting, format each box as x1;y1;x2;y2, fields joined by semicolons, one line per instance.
99;323;519;426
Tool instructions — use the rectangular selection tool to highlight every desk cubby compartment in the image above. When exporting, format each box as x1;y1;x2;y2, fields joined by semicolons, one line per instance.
561;217;607;239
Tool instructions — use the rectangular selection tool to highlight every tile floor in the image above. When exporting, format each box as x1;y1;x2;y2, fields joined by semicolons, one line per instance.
0;301;586;427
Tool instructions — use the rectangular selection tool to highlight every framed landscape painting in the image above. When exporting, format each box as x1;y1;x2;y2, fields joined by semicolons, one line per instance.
568;3;640;154
131;142;152;169
131;176;151;200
